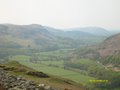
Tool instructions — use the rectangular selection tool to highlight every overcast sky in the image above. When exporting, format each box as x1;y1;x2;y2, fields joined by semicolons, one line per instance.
0;0;120;29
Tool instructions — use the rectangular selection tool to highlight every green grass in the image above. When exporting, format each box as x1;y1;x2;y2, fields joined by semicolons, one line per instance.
11;55;30;60
74;59;103;68
10;55;95;85
40;60;64;67
75;59;95;64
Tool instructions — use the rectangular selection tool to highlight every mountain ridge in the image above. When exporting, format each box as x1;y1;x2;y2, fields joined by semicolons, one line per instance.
0;24;111;50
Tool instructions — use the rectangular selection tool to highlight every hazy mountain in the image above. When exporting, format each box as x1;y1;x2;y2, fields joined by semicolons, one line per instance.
0;24;115;51
0;24;56;49
109;29;120;35
65;27;112;37
45;26;110;45
44;26;63;35
0;24;91;50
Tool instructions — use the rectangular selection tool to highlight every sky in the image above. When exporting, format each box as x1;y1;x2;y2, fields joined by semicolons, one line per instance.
0;0;120;29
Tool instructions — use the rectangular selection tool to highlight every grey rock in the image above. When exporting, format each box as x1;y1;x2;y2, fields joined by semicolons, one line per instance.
44;85;51;90
0;68;57;90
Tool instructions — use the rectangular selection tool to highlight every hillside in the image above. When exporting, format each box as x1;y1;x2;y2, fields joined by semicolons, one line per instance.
0;24;79;50
0;24;120;90
98;33;120;57
65;27;112;37
72;33;120;71
0;61;86;90
96;33;120;70
0;24;111;51
1;24;114;65
45;26;110;44
0;24;54;49
61;33;120;90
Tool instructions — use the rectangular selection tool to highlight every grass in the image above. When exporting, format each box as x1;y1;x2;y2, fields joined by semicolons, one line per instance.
10;55;95;85
11;55;30;60
74;58;104;68
1;61;86;90
40;60;64;67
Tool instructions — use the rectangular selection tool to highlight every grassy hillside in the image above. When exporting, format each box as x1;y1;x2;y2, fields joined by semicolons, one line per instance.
10;55;95;85
66;34;120;89
72;33;120;70
0;61;86;90
0;24;78;50
0;24;109;51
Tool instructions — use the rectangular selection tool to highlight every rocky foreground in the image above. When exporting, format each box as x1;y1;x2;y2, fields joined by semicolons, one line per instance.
0;68;57;90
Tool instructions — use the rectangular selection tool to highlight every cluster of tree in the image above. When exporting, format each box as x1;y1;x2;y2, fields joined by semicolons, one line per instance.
0;42;22;48
64;61;87;70
0;48;32;62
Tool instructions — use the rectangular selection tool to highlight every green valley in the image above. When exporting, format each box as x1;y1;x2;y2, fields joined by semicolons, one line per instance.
0;24;120;90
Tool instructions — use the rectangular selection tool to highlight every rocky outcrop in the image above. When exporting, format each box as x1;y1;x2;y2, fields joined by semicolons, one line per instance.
0;68;56;90
26;71;49;78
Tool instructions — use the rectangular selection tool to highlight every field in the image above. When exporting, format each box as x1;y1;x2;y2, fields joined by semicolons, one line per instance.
10;55;95;85
2;61;86;90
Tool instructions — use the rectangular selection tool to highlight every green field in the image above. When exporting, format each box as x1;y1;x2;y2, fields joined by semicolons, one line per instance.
10;55;95;85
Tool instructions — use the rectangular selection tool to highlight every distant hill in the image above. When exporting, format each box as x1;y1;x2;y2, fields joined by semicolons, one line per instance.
45;26;111;45
65;27;112;37
0;24;55;49
0;24;76;50
0;24;111;51
109;29;120;35
72;33;120;70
